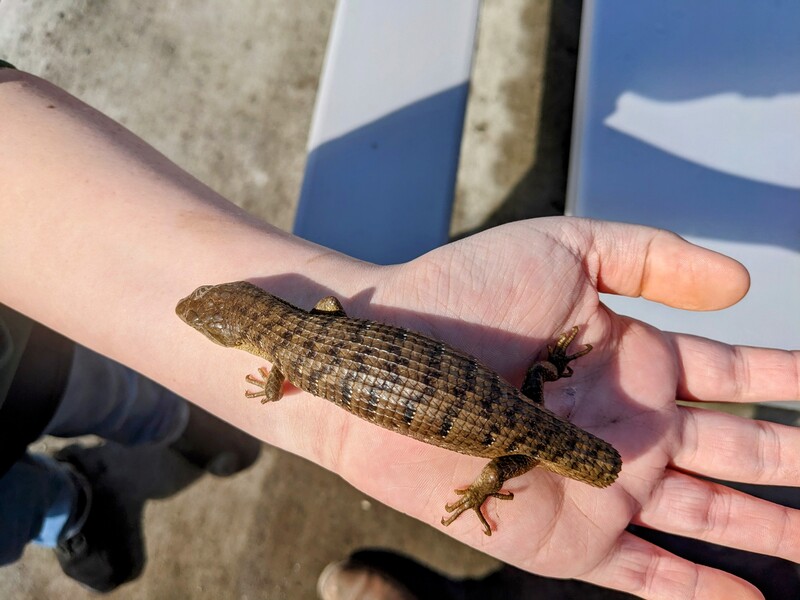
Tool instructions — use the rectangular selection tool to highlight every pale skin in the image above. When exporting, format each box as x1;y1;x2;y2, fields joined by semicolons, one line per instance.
2;70;798;599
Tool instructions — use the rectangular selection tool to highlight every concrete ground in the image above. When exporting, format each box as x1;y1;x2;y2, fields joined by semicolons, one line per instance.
0;1;582;598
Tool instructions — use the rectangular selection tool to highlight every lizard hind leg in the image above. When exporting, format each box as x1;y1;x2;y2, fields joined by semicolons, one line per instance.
441;455;539;536
245;366;286;403
311;295;347;316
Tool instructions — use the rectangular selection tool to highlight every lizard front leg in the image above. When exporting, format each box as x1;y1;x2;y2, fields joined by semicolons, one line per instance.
441;454;539;536
245;295;346;402
245;366;285;403
521;326;592;404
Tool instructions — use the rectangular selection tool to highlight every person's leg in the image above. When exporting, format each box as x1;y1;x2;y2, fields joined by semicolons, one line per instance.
0;448;143;593
0;453;88;565
52;444;146;593
0;316;75;476
1;336;259;591
46;344;261;476
44;344;189;447
40;345;261;591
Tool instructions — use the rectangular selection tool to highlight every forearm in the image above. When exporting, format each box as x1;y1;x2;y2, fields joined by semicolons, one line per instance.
0;70;368;445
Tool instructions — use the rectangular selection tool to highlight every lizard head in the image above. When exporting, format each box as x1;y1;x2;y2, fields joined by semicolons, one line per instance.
176;283;247;348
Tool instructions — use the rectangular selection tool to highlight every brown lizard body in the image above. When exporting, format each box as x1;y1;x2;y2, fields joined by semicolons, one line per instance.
176;281;621;535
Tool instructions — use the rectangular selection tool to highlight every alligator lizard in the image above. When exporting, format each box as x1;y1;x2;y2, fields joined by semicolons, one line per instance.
176;281;621;535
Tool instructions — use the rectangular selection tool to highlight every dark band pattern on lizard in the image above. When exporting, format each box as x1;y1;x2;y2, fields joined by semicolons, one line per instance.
176;281;622;536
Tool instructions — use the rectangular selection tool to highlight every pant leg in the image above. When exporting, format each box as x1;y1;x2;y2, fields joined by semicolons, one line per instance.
0;453;80;564
0;331;189;564
0;310;74;476
44;345;189;446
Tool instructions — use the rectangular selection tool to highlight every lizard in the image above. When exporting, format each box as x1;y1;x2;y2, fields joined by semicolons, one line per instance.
175;281;622;536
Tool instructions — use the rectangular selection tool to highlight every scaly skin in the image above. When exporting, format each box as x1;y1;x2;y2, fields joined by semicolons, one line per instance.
176;281;621;535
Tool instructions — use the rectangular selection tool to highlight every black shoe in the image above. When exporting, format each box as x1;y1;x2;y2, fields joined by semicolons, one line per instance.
169;403;261;476
53;445;145;593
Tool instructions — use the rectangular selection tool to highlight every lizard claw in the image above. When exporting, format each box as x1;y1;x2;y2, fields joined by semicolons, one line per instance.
441;493;493;536
441;487;514;536
244;366;286;403
441;455;536;536
245;367;271;399
548;326;592;377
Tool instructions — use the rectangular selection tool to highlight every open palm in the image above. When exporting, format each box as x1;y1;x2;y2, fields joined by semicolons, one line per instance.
325;217;799;599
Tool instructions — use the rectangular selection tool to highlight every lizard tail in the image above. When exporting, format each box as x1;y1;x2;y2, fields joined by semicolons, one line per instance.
538;428;622;488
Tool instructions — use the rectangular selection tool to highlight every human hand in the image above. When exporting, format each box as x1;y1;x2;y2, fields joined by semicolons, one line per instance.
318;217;798;599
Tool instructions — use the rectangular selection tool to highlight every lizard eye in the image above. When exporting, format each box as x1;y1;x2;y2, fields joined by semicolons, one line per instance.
192;285;213;299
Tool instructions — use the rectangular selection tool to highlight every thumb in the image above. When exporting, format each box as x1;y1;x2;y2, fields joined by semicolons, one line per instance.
585;220;750;311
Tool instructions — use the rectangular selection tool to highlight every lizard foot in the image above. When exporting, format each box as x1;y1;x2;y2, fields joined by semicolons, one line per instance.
245;366;285;403
441;486;513;536
546;326;592;378
521;327;592;401
440;455;538;536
